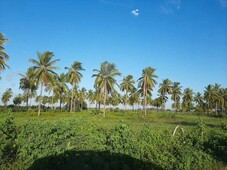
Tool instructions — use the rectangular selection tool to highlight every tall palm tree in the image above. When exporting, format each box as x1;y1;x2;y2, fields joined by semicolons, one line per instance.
29;51;60;116
13;94;23;106
219;88;227;114
204;84;215;113
157;93;168;110
158;79;172;95
0;33;10;79
110;90;122;110
45;75;59;110
79;87;87;110
213;83;221;115
87;89;95;108
65;61;84;113
153;97;162;111
56;73;69;111
94;86;103;110
194;92;204;108
92;61;121;117
19;67;37;109
182;88;194;112
171;82;182;111
120;75;136;111
158;79;172;109
129;92;140;111
137;67;158;117
1;88;13;107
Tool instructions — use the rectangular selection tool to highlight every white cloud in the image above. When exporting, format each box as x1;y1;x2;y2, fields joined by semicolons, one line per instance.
131;9;139;16
219;0;227;7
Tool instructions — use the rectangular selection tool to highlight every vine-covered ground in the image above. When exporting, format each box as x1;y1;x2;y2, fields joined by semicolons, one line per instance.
1;110;227;169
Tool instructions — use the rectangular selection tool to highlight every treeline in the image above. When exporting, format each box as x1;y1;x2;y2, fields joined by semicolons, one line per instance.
0;51;226;117
0;33;227;117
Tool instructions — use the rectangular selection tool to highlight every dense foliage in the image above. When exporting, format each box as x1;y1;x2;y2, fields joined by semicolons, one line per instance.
0;114;226;170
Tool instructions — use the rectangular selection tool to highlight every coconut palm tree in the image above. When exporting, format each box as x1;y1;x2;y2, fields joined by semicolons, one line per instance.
92;61;121;117
78;87;87;111
56;73;69;111
29;51;60;116
93;86;103;110
153;97;162;111
157;93;168;110
194;92;204;108
204;84;215;113
19;67;37;109
65;61;84;113
137;67;158;117
13;94;23;106
120;75;136;111
171;82;182;112
158;79;172;94
213;83;221;115
219;88;227;114
0;33;10;79
110;90;122;110
129;92;140;110
1;88;13;107
158;79;172;109
182;88;194;112
45;75;59;110
87;89;95;108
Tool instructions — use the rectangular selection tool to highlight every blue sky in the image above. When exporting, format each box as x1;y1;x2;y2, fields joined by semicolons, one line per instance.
0;0;227;107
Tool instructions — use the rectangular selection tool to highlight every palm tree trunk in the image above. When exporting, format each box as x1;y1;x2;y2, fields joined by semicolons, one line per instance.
51;96;54;110
60;96;62;111
143;81;146;117
73;98;76;112
215;102;218;116
144;93;147;116
81;101;83;110
125;91;128;112
208;101;210;114
29;97;32;108
104;94;106;117
26;92;29;109
103;80;107;117
38;82;43;116
70;82;75;113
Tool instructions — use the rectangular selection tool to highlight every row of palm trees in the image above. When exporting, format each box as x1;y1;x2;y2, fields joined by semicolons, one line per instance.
0;33;226;117
0;50;226;117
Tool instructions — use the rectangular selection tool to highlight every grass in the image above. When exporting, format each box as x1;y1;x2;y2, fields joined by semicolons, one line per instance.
1;109;226;133
1;109;227;169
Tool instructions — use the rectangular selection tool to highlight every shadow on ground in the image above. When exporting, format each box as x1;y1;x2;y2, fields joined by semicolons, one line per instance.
28;150;161;170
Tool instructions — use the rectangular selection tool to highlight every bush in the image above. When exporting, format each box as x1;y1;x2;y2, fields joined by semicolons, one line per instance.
0;116;225;169
204;129;227;163
0;116;18;167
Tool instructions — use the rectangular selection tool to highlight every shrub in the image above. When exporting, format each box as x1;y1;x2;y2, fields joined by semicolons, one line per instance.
0;116;18;167
0;116;224;169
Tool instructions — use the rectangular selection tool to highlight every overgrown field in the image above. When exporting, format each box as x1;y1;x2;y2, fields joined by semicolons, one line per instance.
0;110;227;169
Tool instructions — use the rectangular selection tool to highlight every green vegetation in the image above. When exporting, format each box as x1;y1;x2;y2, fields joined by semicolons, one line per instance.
92;61;121;117
0;32;227;169
0;33;10;80
0;110;227;169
